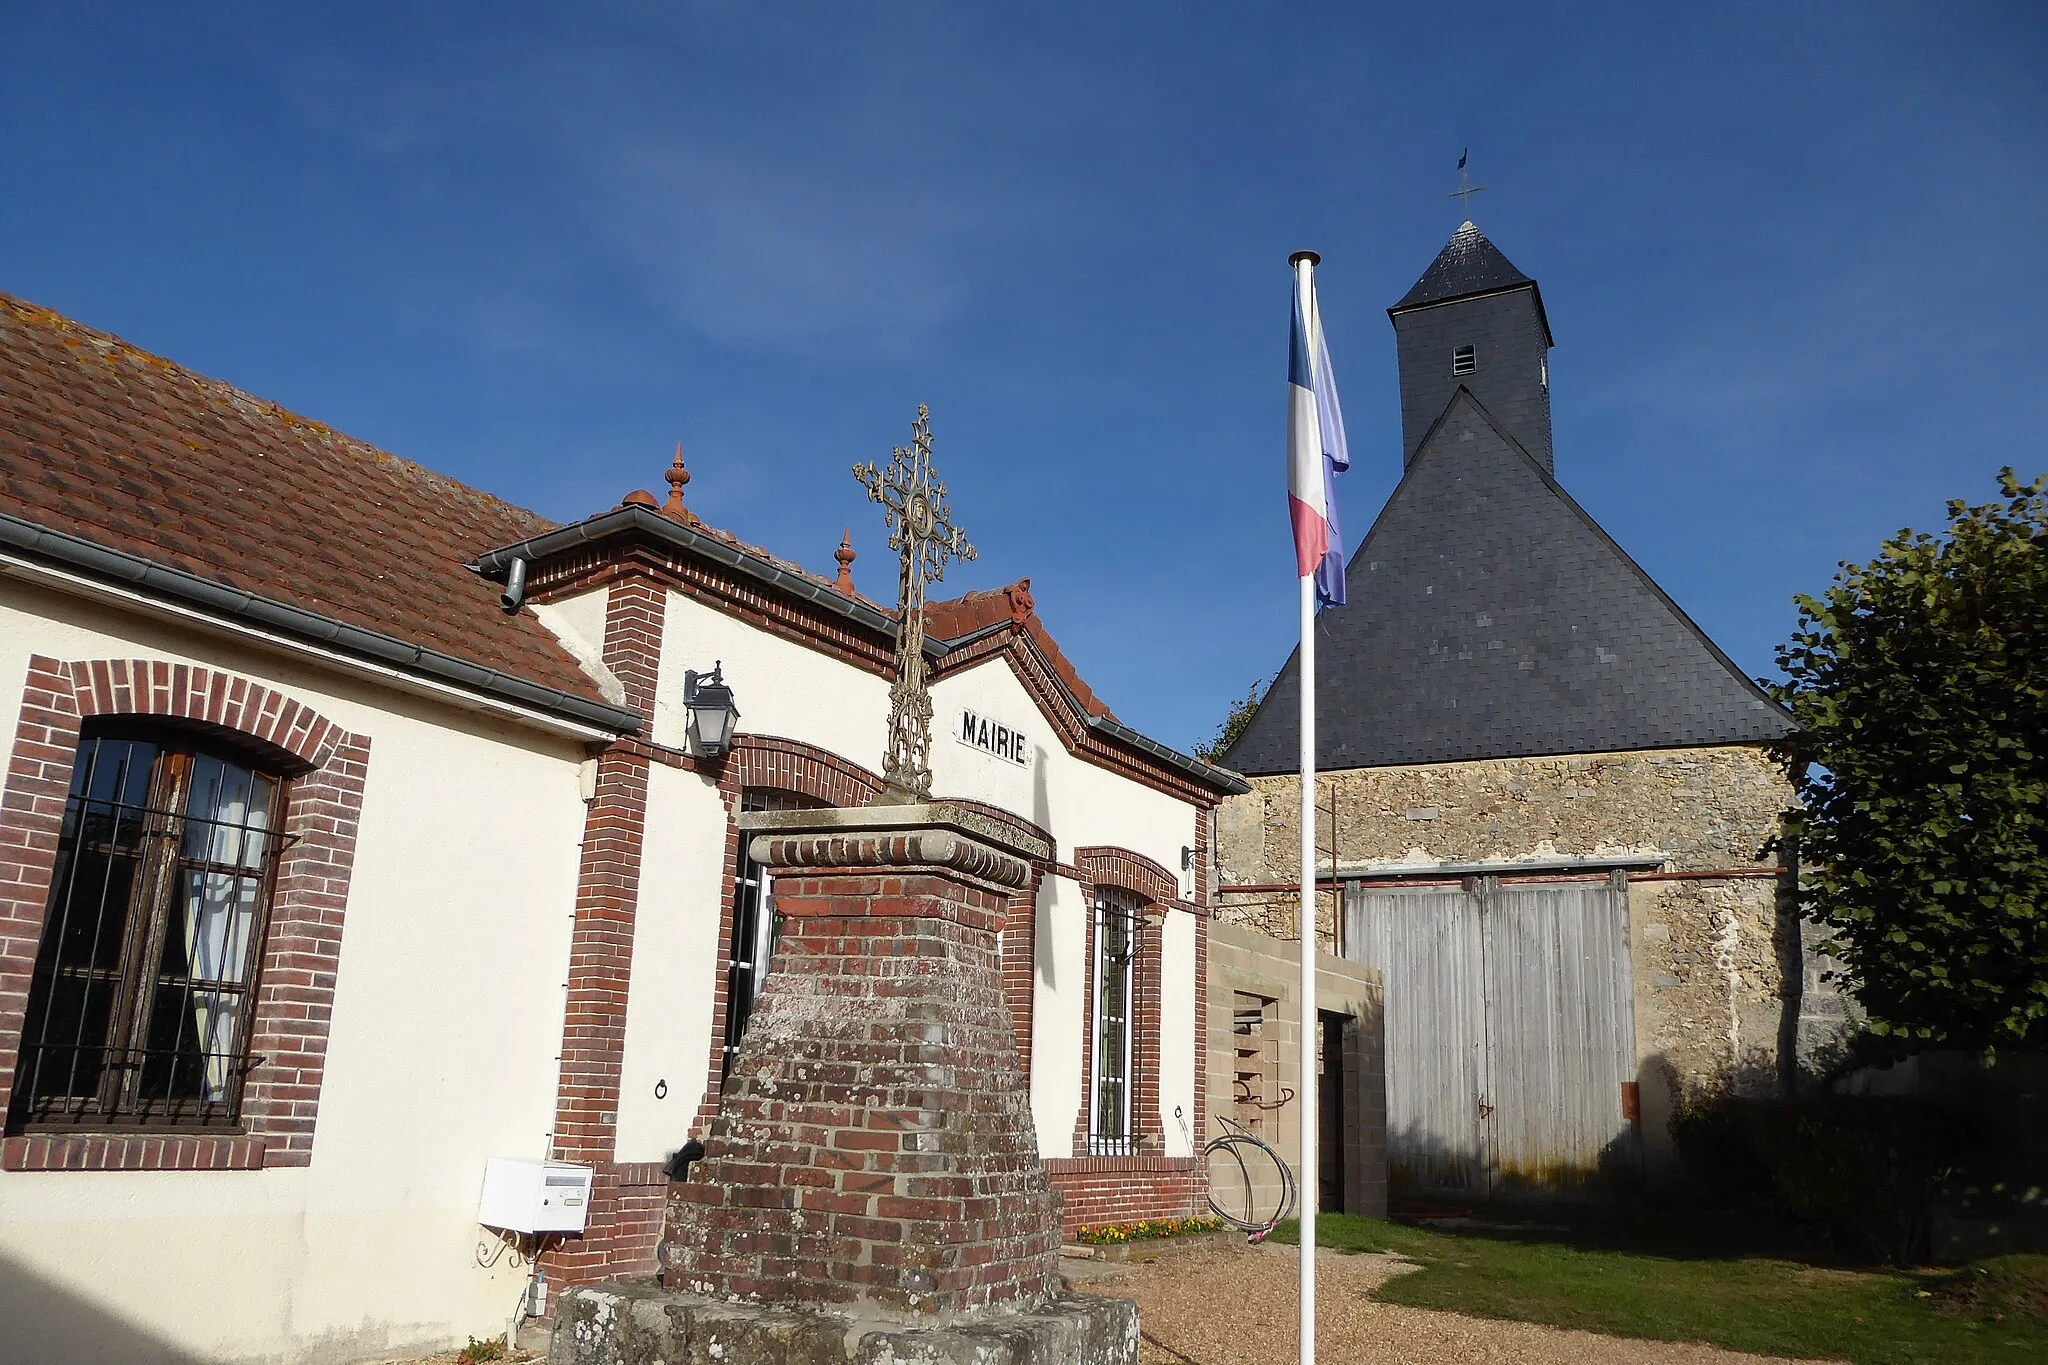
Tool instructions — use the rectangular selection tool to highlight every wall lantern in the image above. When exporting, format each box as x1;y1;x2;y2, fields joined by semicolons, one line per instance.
683;663;740;759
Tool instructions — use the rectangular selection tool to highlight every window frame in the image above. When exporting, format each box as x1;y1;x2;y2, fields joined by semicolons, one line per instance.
7;726;290;1135
719;786;826;1083
1088;885;1143;1156
1452;344;1477;376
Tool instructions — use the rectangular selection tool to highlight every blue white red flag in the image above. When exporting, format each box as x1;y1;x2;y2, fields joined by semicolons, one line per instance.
1288;262;1350;607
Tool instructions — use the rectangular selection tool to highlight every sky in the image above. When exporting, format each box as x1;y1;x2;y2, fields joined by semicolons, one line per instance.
2;2;2044;755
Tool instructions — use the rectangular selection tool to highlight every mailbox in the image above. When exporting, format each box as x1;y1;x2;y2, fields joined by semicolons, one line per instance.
479;1157;593;1234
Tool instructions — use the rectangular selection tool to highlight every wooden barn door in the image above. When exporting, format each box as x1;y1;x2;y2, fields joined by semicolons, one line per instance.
1345;875;1637;1199
1346;886;1490;1195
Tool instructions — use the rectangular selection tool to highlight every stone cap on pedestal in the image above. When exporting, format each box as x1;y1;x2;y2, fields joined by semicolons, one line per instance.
736;802;1050;892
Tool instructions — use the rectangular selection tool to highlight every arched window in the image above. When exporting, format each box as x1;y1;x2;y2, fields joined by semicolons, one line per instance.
1090;886;1144;1155
720;787;826;1082
9;727;286;1131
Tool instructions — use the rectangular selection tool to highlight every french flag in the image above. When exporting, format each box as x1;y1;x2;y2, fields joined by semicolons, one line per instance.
1288;254;1350;607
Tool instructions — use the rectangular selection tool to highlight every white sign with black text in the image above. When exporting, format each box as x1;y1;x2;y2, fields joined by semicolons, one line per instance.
956;709;1032;768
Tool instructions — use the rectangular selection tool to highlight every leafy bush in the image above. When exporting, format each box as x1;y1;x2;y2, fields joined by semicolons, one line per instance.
1771;469;2048;1053
460;1337;506;1363
1074;1215;1225;1245
1671;1094;1978;1263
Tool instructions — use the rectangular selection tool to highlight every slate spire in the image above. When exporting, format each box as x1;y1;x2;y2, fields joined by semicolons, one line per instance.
1218;225;1794;777
1389;221;1555;472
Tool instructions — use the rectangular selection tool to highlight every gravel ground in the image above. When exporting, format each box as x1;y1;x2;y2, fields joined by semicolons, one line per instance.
1069;1241;1823;1365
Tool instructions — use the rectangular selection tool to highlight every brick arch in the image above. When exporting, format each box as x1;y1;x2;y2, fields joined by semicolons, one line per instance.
1075;845;1179;909
68;659;341;772
0;655;368;1172
1069;846;1179;1162
723;733;882;808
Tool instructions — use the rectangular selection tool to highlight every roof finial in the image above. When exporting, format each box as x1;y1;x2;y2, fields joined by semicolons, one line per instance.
832;527;857;596
662;443;693;522
1446;148;1487;220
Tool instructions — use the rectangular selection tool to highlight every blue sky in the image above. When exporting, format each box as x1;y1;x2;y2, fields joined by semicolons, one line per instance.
3;3;2043;753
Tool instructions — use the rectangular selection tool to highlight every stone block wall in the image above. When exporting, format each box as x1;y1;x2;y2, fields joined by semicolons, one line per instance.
1204;922;1387;1221
1213;746;1838;1130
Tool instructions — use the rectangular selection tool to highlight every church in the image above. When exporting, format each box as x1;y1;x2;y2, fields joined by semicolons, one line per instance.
1217;220;1834;1195
0;292;1245;1361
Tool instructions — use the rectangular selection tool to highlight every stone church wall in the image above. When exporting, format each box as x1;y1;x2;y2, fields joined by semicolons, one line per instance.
1213;745;1843;1147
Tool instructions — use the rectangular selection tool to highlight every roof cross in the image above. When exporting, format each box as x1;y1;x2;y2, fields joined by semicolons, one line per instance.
1446;149;1488;217
853;404;976;802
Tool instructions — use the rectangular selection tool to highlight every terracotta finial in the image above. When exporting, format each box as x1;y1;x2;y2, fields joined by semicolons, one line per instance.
662;443;694;522
833;527;857;596
1004;578;1034;631
621;489;658;508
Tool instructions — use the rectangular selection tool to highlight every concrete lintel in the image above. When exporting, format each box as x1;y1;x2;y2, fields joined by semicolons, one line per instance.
736;802;1052;865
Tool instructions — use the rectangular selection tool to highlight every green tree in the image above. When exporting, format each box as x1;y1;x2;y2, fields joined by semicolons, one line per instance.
1771;469;2048;1053
1194;676;1270;765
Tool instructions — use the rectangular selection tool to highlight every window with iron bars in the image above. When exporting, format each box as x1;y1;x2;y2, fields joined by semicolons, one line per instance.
1089;886;1143;1155
720;787;827;1083
7;729;288;1132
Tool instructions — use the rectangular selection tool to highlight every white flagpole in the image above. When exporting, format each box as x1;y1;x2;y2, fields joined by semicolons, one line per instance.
1294;246;1320;1365
1297;570;1317;1365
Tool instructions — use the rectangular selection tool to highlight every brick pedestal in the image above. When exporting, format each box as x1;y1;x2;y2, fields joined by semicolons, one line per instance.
658;804;1064;1322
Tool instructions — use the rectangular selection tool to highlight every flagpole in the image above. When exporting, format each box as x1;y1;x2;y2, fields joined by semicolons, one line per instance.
1292;248;1320;1365
1297;570;1317;1365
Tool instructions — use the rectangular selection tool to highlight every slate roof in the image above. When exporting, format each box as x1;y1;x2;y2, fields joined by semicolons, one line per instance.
0;291;612;709
1391;221;1553;344
1221;388;1795;775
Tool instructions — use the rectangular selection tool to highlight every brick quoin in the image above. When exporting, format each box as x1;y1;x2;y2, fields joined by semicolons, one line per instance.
0;657;366;1171
544;575;664;1287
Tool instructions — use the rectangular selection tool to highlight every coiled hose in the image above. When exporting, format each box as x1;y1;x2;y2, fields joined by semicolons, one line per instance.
1204;1114;1297;1242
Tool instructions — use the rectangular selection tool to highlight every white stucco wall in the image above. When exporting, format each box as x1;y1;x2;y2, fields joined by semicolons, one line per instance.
531;585;625;707
929;660;1195;877
1028;876;1089;1156
0;580;587;1365
1157;909;1198;1158
626;602;1208;1164
652;591;890;766
614;762;730;1162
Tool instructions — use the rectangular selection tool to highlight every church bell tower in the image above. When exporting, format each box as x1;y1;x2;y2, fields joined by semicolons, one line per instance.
1388;221;1555;473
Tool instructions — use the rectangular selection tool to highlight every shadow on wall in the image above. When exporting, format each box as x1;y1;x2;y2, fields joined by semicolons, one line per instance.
0;1248;206;1365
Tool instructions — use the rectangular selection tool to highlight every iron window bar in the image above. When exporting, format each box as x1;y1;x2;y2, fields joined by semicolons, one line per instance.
1089;888;1143;1157
9;736;289;1134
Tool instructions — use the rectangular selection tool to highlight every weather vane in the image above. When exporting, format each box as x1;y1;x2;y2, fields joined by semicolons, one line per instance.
853;404;976;803
1447;148;1487;217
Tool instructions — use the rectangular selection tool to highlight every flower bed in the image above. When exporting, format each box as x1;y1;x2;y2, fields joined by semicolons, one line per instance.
1075;1216;1225;1246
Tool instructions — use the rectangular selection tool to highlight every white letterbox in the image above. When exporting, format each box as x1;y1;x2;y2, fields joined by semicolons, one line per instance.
479;1157;593;1234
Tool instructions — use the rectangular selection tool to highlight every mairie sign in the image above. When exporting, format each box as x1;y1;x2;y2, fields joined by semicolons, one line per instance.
956;709;1031;767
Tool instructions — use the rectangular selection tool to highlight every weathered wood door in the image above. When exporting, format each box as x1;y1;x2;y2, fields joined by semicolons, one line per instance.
1344;876;1637;1198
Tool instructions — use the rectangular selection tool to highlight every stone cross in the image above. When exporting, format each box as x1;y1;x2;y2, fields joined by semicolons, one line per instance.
854;404;975;802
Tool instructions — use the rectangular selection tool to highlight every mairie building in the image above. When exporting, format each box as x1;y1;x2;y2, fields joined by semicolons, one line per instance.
0;292;1249;1362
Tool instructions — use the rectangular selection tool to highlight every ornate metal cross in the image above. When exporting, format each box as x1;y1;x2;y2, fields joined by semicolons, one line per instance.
1446;150;1488;217
854;404;976;803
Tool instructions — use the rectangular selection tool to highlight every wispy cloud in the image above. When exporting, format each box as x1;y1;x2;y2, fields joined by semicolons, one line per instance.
248;4;1110;360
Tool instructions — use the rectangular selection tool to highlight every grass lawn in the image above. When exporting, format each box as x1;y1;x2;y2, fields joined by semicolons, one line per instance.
1271;1212;2048;1364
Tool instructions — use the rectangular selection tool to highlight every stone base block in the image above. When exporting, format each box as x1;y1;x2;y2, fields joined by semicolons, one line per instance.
551;1281;1137;1365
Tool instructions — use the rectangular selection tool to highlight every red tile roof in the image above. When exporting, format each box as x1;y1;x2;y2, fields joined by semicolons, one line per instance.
0;292;607;706
924;579;1116;721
